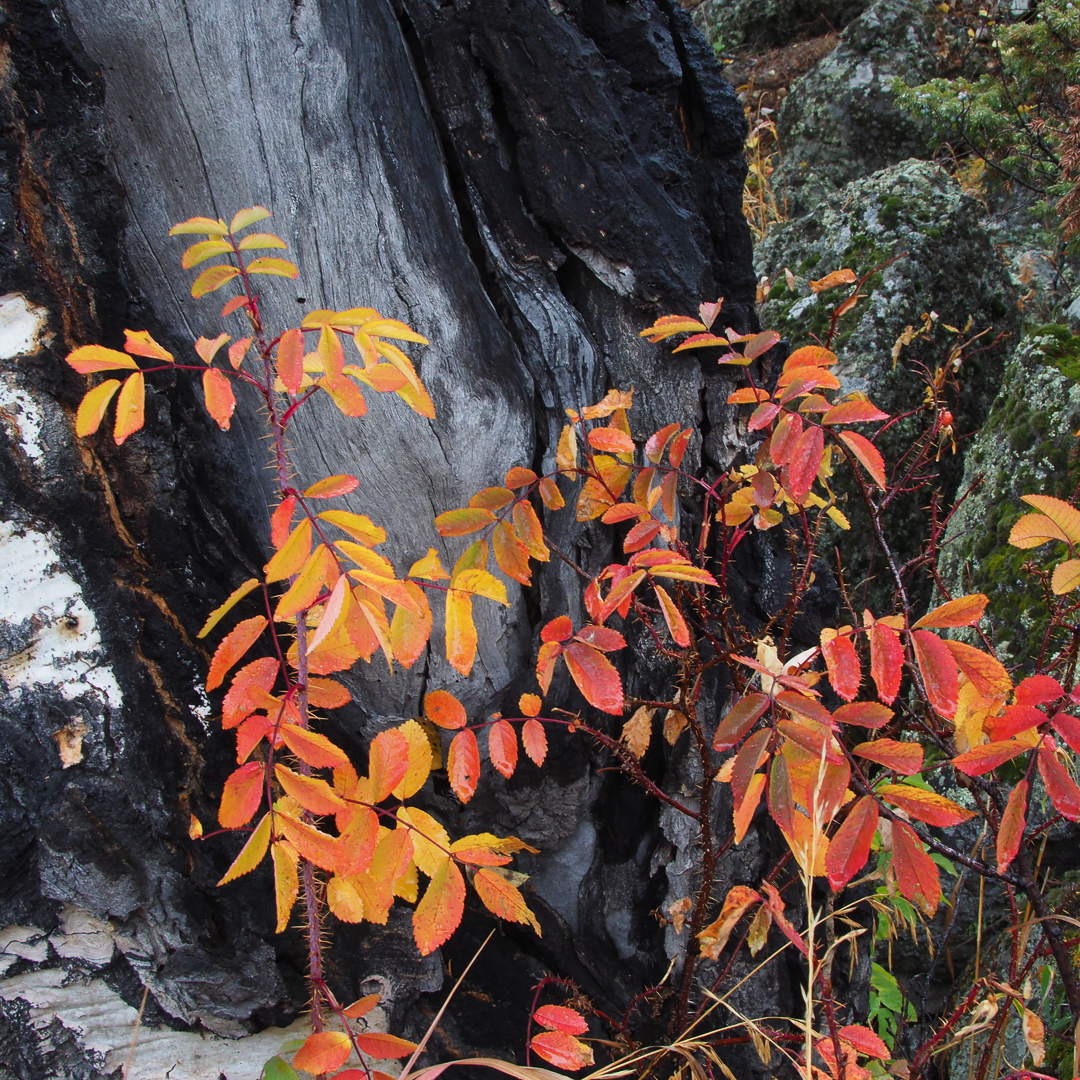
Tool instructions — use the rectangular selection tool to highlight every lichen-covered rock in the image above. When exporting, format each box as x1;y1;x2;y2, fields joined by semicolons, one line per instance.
690;0;871;51
938;332;1080;667
756;159;1019;608
776;0;939;214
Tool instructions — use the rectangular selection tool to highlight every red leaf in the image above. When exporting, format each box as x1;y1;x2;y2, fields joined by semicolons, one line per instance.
488;719;519;778
293;1031;352;1075
891;819;940;917
222;656;279;729
573;624;626;652
912;629;959;718
270;497;297;550
869;622;904;705
424;689;467;730
448;728;480;803
207;616;268;692
984;703;1046;741
913;594;988;630
786;425;824;502
669;430;692;467
530;1031;594;1071
839;1026;890;1060
825;795;878;891
997;779;1027;874
202;369;236;430
542;615;574;643
588;427;635;453
713;693;770;751
853;738;923;775
1038;737;1080;820
833;701;894;729
822;400;889;425
655;584;690;646
1051;712;1080;755
951;739;1030;776
838;430;886;487
563;642;624;714
1015;674;1064;708
535;1005;589;1035
767;754;796;837
821;633;861;701
368;728;410;802
731;728;770;808
523;718;548;766
218;761;264;829
877;784;975;827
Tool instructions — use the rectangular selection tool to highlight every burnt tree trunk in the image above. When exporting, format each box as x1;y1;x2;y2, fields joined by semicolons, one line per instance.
0;2;789;1076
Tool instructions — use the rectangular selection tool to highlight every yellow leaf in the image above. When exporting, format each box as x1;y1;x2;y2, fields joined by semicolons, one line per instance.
191;264;240;299
182;239;233;268
413;857;465;956
317;510;387;547
621;706;654;759
217;813;271;885
397;806;450;878
265;518;313;583
409;548;449;580
1052;559;1080;595
1021;494;1080;544
66;345;139;374
391;719;433;799
327;874;365;923
557;423;578;476
237;232;286;251
230;206;272;233
272;841;299;933
454;568;509;605
246;257;299;278
113;371;145;445
123;329;174;363
76;380;121;436
169;215;228;236
198;578;260;638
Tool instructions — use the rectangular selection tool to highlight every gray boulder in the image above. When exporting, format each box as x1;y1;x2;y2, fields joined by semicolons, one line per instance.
776;0;939;215
691;0;871;51
939;331;1080;667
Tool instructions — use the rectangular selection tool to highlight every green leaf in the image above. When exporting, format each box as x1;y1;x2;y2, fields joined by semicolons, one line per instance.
262;1056;300;1080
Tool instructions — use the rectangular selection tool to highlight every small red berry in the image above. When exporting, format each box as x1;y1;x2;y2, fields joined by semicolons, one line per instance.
940;410;954;428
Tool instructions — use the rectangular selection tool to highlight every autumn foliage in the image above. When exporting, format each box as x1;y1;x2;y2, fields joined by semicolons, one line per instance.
65;208;1080;1080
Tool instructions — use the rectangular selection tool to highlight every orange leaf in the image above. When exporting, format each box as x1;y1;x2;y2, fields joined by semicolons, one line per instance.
493;520;532;584
869;622;904;705
275;813;342;871
530;1031;594;1071
207;615;268;691
1053;556;1080;593
473;867;541;933
645;422;680;463
535;1005;588;1035
519;693;542;717
425;689;467;730
697;884;762;959
891;819;940;917
655;584;690;647
563;641;624;714
113;371;145;445
343;993;381;1019
279;724;350;769
853;739;923;775
943;640;1012;699
821;399;888;424
505;466;537;488
713;693;770;752
669;429;692;468
733;772;765;844
1019;494;1080;545
838;430;886;487
76;379;122;437
293;1031;352;1075
435;507;495;536
445;589;477;677
997;779;1027;874
274;328;305;395
912;629;959;718
352;1033;418;1060
274;764;345;816
825;796;878;891
838;1026;890;1060
488;719;518;779
877;784;974;827
202;368;236;430
66;345;139;374
513;501;549;561
305;474;360;499
809;268;858;292
538;476;564;509
123;329;174;362
222;656;279;728
368;728;410;802
913;594;988;630
389;581;432;668
1038;737;1080;820
275;544;336;620
413;856;465;956
821;632;860;702
448;728;480;803
270;497;297;550
522;718;547;766
218;761;264;828
785;345;838;370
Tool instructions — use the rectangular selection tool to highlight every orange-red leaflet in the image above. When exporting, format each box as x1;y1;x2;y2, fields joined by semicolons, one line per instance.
368;727;410;802
698;884;762;959
821;399;889;425
488;719;519;779
218;761;264;828
869;621;904;705
639;314;707;341
838;1026;890;1060
493;520;532;585
202;368;236;430
522;718;548;766
538;476;565;509
588;427;634;454
891;819;940;917
519;693;542;717
413;856;465;956
304;474;359;499
343;993;381;1019
669;429;692;468
853;739;923;775
207;615;268;691
1015;673;1064;707
279;724;350;769
943;639;1012;699
984;703;1046;742
645;422;680;462
821;631;860;702
838;430;887;487
785;425;824;503
423;689;466;730
997;779;1027;874
123;328;174;362
672;331;729;352
76;380;122;437
435;507;495;536
531;1031;595;1071
352;1032;418;1060
473;867;541;933
912;629;958;719
655;584;690;647
876;784;974;827
535;1005;589;1035
293;1031;353;1075
713;694;770;751
562;641;624;715
217;812;272;885
1052;712;1080;755
195;333;230;364
470;486;515;510
731;728;770;807
222;657;279;729
833;701;894;729
825;795;878;891
114;371;145;444
951;738;1030;776
448;728;480;803
733;773;766;845
270;497;297;550
1038;737;1080;820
